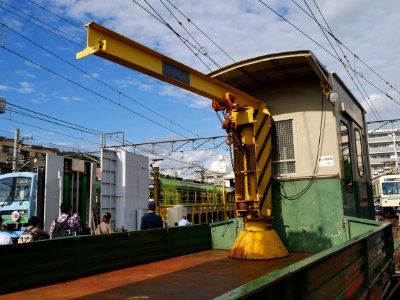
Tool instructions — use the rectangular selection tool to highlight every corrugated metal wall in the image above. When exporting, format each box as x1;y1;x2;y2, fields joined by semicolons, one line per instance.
0;224;211;294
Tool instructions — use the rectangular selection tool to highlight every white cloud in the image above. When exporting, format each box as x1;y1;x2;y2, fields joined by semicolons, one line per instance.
80;72;101;80
16;82;33;93
23;60;41;70
0;85;13;91
59;96;85;102
16;70;36;78
3;0;400;176
114;77;156;93
159;85;209;109
365;93;400;122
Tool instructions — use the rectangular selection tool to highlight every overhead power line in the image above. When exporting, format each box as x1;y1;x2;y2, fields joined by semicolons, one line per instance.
26;0;85;32
0;14;223;159
0;0;85;47
1;43;192;139
2;23;200;138
257;0;400;109
130;0;214;72
157;0;221;68
1;114;100;146
163;0;236;63
293;0;384;124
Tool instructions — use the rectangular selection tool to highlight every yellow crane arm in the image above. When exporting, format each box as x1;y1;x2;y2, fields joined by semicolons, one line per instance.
76;21;273;216
77;22;263;111
76;23;288;260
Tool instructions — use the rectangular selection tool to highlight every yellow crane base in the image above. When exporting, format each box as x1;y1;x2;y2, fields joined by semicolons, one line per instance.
228;219;289;260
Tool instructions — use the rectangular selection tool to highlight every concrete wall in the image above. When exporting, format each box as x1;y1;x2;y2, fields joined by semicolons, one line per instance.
44;154;64;231
101;149;149;231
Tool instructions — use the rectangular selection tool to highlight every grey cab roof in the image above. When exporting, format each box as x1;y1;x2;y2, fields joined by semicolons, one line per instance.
209;50;330;90
209;50;365;114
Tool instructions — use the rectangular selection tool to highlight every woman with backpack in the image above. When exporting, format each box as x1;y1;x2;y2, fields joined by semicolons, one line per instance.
49;202;82;239
18;216;49;243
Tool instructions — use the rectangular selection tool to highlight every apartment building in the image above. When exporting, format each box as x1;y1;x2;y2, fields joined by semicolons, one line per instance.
368;128;400;176
0;136;59;174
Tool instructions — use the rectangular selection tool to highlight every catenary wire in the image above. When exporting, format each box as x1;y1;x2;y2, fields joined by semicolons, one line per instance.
0;0;85;47
163;0;236;63
294;0;400;98
2;2;228;153
292;0;385;124
158;0;221;68
2;23;200;138
26;0;85;32
0;45;193;139
257;0;400;107
130;0;213;72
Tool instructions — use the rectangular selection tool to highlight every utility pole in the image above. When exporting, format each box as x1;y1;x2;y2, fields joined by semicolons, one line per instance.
12;128;19;172
392;123;398;172
151;159;163;214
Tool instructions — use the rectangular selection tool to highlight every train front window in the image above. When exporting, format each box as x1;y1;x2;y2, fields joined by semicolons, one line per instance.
382;182;400;195
0;177;32;205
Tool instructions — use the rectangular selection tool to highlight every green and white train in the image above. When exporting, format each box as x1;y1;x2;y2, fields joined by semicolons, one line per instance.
151;176;235;224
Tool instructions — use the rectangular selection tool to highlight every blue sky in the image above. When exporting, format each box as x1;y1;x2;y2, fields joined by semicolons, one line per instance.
1;0;399;177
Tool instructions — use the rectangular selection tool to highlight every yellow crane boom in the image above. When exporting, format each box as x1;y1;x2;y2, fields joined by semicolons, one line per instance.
76;22;261;110
77;22;288;259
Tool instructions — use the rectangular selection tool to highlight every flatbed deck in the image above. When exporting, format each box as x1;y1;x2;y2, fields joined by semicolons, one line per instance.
2;250;312;299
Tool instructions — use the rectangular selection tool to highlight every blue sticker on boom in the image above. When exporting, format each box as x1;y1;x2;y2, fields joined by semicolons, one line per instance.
162;61;189;85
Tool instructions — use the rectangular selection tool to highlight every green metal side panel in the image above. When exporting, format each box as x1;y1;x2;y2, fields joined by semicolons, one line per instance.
80;175;88;224
344;216;384;238
209;218;244;250
0;224;212;294
272;178;346;252
214;219;394;300
355;181;374;220
63;173;70;203
79;233;130;275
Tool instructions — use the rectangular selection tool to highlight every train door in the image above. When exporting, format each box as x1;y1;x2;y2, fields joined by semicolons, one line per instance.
353;125;373;219
340;120;357;216
339;120;373;219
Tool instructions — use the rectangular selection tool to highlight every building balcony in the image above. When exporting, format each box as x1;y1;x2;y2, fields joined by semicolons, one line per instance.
369;157;397;166
368;146;399;155
368;136;400;143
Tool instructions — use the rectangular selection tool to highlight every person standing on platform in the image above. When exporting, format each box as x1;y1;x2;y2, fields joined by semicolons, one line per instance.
49;202;82;239
0;215;13;245
95;212;114;235
178;216;191;226
18;216;49;243
140;202;163;230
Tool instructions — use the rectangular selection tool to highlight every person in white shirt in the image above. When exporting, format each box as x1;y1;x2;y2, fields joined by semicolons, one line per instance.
0;215;13;245
178;216;191;226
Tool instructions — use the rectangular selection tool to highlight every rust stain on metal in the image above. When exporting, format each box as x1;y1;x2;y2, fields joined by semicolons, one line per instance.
1;250;311;300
